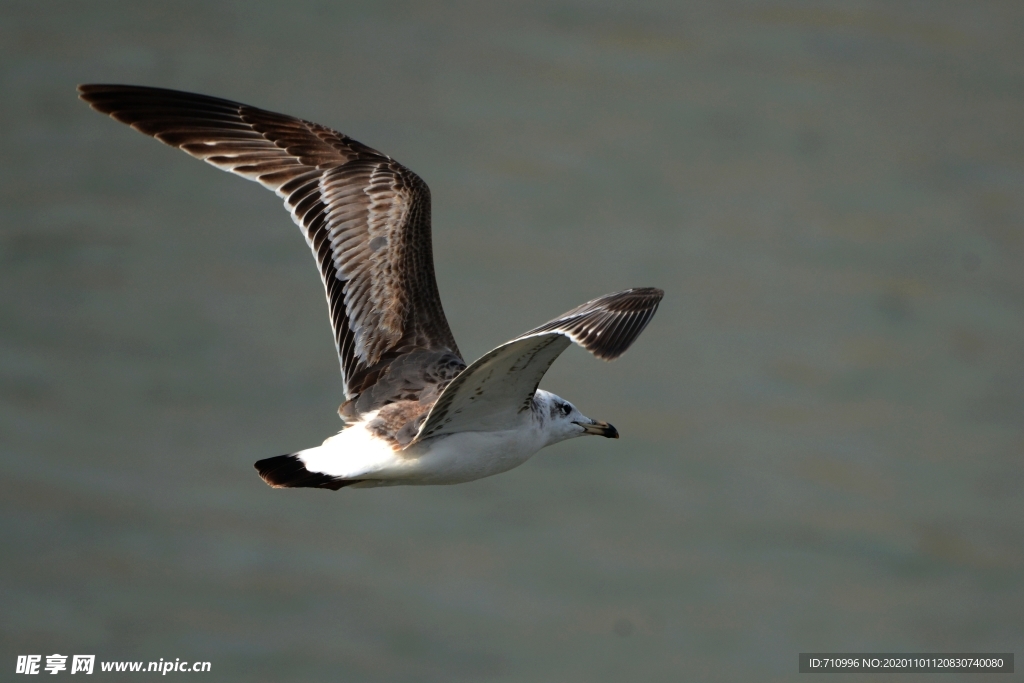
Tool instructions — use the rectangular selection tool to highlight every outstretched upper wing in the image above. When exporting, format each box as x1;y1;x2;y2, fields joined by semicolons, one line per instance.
412;288;663;443
79;84;460;399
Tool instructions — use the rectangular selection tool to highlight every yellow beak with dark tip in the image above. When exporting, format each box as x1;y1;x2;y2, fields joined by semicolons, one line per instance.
575;420;619;438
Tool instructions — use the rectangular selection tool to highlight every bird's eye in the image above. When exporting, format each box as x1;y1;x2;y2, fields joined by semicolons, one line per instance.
561;403;572;416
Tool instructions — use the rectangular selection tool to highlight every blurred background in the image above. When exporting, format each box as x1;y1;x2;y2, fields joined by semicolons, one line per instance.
1;1;1021;681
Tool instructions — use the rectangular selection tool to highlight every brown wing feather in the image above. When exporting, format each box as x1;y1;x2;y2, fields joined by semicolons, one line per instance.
78;84;461;401
518;287;664;360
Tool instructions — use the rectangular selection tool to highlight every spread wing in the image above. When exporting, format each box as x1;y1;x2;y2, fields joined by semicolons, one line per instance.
412;288;663;443
78;84;461;399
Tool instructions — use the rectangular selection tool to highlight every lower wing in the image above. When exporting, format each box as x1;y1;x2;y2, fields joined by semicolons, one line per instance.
411;288;663;443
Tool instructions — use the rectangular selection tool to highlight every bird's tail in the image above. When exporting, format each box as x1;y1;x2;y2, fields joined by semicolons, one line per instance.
254;453;359;490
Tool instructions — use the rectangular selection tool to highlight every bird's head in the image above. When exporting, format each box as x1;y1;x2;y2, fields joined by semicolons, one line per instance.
534;389;619;445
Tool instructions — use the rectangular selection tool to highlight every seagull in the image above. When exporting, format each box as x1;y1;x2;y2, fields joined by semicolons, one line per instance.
79;85;663;489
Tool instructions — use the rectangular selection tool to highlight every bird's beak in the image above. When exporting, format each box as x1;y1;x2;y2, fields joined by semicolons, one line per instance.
575;420;619;438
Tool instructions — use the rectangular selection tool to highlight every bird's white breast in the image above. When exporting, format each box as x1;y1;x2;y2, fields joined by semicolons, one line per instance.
405;426;547;484
295;410;548;485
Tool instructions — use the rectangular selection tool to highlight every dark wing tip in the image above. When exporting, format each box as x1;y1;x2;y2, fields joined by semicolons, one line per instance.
599;287;664;310
78;83;239;105
77;83;112;97
525;287;664;361
582;287;663;360
78;83;132;97
78;83;124;112
78;84;248;120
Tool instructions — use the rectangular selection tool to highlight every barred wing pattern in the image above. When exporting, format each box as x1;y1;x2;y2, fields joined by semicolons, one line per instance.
516;287;665;361
413;288;663;442
78;84;460;399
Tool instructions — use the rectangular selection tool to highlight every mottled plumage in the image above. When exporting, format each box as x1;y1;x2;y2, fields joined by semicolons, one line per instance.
80;84;663;489
78;84;459;406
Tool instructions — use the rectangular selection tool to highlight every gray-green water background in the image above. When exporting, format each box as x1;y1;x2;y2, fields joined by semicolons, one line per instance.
2;2;1022;681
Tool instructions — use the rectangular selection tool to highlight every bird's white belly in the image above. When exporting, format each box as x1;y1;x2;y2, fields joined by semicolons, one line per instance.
298;419;546;486
404;429;545;484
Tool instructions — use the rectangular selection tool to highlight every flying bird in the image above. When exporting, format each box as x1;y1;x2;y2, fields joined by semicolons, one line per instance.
79;85;663;489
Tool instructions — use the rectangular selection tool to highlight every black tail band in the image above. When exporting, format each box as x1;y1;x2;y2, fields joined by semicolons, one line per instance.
254;454;359;490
